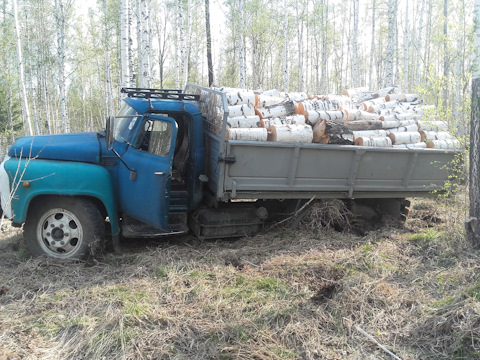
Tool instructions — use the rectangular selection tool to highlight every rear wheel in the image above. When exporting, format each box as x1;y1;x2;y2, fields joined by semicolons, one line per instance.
24;197;105;259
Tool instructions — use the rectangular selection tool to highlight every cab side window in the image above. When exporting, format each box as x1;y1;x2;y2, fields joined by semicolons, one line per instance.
141;120;173;157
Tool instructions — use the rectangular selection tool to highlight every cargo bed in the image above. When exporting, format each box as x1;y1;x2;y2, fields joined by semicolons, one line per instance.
186;84;459;202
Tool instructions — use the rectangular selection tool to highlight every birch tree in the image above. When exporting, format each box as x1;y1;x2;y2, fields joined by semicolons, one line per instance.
138;0;151;88
369;0;376;89
12;0;32;136
104;0;114;118
120;0;131;89
415;0;425;85
351;0;359;88
55;0;69;133
282;0;288;92
443;0;448;110
468;0;480;246
385;0;397;87
238;0;246;88
403;0;409;91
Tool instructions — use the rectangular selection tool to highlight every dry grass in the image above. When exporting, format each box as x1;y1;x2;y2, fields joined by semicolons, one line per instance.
1;191;479;359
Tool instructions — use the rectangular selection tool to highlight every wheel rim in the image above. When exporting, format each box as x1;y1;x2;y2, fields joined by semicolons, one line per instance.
36;207;84;258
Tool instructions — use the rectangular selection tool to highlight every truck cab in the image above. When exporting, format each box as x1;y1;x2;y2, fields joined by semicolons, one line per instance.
0;88;206;259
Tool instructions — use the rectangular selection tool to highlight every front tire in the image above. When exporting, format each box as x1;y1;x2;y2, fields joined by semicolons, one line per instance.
24;197;105;259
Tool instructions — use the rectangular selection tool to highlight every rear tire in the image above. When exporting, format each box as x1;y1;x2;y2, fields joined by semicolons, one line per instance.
24;197;105;259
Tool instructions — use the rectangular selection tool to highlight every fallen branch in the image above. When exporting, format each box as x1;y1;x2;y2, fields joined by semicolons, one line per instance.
267;196;316;229
355;325;403;360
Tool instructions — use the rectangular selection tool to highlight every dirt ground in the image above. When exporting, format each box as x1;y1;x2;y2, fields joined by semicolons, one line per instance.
0;194;479;359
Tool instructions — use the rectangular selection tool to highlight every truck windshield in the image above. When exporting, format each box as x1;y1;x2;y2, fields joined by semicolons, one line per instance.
114;103;142;143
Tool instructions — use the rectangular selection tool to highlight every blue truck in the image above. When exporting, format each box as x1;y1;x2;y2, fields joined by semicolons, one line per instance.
0;85;459;259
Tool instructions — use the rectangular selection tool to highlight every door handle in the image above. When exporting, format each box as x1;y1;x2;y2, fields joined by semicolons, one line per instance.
154;172;165;175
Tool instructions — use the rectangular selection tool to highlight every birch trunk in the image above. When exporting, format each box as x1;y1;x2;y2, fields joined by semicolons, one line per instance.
104;0;114;118
227;116;263;128
55;0;69;133
226;91;257;106
257;101;296;119
369;0;376;89
182;0;191;89
120;0;130;89
403;0;409;91
320;0;328;94
443;0;448;111
139;0;151;88
282;0;289;92
355;137;392;147
227;103;256;117
388;131;423;144
12;0;33;135
306;110;348;125
424;131;452;141
126;1;134;86
427;139;461;150
351;0;359;87
385;0;397;87
417;120;449;131
226;128;268;141
238;0;246;88
264;115;306;128
267;124;313;143
296;1;305;92
416;0;426;85
175;1;180;88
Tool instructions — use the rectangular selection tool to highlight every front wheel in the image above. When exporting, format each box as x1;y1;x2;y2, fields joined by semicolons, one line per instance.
24;197;105;259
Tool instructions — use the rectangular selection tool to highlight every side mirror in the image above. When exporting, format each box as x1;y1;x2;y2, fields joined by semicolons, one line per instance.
106;116;114;150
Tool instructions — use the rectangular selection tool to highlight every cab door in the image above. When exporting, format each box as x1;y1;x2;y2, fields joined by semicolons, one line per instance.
117;115;177;228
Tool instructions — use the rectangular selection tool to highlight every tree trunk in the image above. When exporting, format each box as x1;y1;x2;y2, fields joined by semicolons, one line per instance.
238;0;246;88
227;116;263;128
385;0;397;87
182;0;191;89
416;0;426;85
282;0;289;92
128;2;134;86
228;103;255;117
12;0;33;136
351;0;359;87
226;91;257;106
175;1;180;88
388;131;423;144
354;137;392;147
205;0;214;86
104;0;114;118
443;0;448;111
305;110;348;125
403;0;409;91
267;124;313;143
226;128;267;141
468;0;480;245
369;0;376;89
257;101;296;120
120;0;130;89
264;115;306;128
55;0;69;133
138;0;151;88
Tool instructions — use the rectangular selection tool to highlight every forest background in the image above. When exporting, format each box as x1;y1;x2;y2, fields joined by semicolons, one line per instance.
0;0;473;151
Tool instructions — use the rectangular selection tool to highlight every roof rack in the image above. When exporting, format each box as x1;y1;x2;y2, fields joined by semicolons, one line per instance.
121;87;200;101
